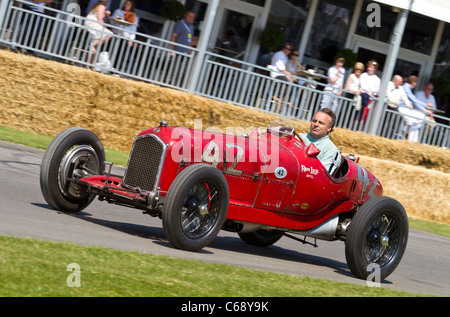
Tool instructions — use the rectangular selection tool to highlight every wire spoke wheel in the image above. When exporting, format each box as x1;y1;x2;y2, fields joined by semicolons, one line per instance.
163;164;229;251
345;196;408;280
180;181;220;239
363;213;400;266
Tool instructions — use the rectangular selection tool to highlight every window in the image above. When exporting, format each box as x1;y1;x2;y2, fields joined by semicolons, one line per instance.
436;23;450;65
265;0;311;49
355;0;396;43
304;0;353;63
239;0;265;6
432;23;450;106
401;13;438;55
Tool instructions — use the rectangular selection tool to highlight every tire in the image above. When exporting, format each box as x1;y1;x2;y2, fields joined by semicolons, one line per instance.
40;127;105;213
162;164;229;251
345;196;408;280
238;230;284;247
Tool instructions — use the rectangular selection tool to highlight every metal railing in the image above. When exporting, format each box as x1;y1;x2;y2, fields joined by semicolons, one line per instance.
1;0;449;148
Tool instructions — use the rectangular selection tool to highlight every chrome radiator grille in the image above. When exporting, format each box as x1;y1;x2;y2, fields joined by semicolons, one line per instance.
123;135;165;191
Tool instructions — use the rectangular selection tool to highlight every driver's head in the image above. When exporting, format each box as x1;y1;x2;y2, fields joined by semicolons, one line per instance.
310;108;336;139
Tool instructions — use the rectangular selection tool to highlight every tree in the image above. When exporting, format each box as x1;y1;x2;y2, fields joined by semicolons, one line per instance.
259;27;286;53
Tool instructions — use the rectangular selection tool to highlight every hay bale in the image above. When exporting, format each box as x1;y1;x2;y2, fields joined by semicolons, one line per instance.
356;155;449;225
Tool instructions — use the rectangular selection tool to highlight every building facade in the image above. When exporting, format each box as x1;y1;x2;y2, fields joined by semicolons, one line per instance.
136;0;449;100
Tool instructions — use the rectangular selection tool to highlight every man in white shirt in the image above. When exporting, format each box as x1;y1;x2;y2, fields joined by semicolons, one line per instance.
387;75;425;142
386;75;411;108
269;43;293;81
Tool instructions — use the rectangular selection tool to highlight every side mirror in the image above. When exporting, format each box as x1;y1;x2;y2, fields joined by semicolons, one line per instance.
306;143;320;158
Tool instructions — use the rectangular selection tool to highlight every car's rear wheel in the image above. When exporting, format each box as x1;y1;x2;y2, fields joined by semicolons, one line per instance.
162;164;229;251
345;196;408;280
40;127;105;213
238;229;284;247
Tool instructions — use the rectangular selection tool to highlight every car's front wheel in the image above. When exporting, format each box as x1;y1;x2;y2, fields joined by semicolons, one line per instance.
40;127;105;213
162;164;229;251
345;196;408;280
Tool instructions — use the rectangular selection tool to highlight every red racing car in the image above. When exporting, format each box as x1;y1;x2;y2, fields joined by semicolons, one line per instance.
40;120;408;280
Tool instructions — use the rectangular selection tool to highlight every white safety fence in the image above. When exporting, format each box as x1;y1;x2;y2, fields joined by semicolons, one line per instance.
0;0;449;148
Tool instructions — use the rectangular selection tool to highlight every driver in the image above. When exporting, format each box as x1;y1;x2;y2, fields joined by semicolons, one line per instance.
300;108;341;175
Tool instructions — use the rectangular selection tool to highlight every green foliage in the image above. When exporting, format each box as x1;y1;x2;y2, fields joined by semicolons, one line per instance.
259;27;286;52
160;0;187;22
432;75;450;100
337;48;358;69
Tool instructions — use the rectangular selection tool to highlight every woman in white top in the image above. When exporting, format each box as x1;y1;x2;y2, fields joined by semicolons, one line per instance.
85;0;113;57
345;62;365;110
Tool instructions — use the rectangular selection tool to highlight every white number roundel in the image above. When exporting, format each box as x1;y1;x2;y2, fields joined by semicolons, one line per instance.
274;167;287;179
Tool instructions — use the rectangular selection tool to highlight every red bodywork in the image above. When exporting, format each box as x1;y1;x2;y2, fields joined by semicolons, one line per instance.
79;123;382;235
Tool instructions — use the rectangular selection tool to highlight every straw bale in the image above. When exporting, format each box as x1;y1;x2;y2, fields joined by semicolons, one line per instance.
0;49;448;224
355;155;449;224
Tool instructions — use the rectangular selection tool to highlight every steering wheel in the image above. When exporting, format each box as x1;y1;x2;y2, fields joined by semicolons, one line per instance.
293;129;304;143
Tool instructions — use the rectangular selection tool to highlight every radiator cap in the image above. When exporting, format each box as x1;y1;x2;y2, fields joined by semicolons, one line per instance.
159;120;168;127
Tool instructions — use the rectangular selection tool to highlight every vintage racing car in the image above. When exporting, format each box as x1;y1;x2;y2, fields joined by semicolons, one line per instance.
40;121;408;280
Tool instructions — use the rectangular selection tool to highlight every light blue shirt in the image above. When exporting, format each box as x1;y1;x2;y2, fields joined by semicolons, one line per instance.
300;133;341;175
403;83;428;111
415;91;436;110
111;9;138;39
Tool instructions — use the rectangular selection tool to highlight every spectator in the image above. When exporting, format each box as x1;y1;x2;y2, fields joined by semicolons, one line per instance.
170;10;196;56
110;0;139;71
386;75;411;108
386;75;429;143
320;56;345;113
345;62;365;110
357;60;380;125
415;82;437;111
269;43;293;81
286;49;304;84
86;0;111;16
168;10;196;85
403;75;435;120
360;60;381;100
110;0;138;44
85;0;113;65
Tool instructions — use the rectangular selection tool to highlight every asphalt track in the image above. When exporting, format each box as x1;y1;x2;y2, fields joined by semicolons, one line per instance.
0;140;449;296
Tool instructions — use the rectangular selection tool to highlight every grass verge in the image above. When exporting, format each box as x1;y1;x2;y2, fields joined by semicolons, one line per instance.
0;235;424;297
0;125;129;166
